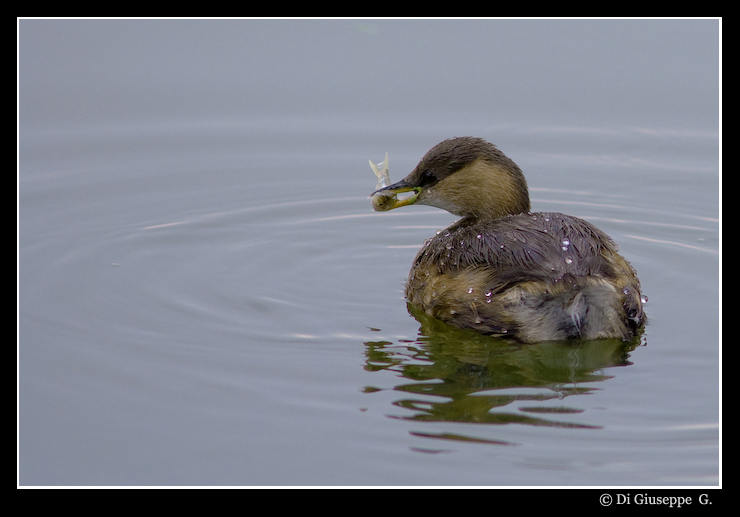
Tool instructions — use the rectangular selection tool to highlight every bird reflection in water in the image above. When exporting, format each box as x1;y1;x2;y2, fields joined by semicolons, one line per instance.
363;306;644;448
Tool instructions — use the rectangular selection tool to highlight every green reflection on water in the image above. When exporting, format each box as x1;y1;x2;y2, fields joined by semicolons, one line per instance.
363;304;644;443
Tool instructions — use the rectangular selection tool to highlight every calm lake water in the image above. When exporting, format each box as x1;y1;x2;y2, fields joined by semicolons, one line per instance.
18;19;719;486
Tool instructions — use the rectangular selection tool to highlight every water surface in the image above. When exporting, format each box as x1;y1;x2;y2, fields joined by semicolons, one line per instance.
19;19;719;486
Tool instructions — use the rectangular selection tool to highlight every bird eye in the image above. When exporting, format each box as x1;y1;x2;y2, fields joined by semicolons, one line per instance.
419;170;438;188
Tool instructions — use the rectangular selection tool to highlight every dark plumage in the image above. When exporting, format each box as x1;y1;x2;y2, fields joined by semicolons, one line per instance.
372;137;646;343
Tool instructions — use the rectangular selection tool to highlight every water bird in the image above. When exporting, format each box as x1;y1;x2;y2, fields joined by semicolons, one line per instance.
371;136;646;343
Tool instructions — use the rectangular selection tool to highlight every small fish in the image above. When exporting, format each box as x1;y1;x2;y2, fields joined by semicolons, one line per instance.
370;152;390;190
369;153;397;211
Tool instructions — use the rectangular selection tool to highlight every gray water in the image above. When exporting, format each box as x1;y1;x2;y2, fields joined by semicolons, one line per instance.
19;19;719;486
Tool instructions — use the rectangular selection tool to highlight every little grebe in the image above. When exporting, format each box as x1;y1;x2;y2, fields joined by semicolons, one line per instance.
371;136;646;343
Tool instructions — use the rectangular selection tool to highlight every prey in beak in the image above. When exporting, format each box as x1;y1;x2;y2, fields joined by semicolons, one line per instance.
370;180;420;212
368;153;420;212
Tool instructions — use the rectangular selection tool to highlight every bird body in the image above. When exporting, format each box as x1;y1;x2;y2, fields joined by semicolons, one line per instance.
371;137;646;342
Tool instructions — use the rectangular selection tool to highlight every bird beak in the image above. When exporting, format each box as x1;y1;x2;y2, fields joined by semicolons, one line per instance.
370;178;421;211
